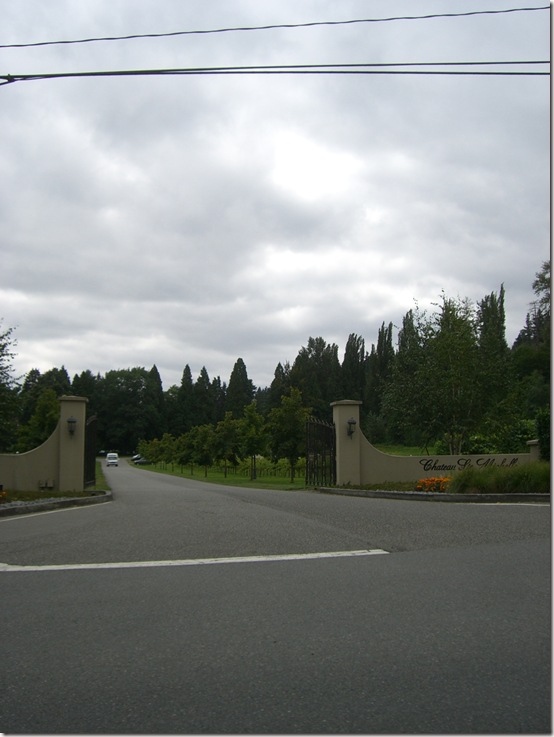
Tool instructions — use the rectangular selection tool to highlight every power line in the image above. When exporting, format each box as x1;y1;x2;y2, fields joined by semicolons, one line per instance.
1;61;548;87
0;6;549;50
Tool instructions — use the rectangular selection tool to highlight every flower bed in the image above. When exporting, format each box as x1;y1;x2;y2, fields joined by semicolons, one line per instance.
416;476;451;493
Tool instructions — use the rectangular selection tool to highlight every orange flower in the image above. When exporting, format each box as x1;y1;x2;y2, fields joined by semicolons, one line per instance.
417;476;451;492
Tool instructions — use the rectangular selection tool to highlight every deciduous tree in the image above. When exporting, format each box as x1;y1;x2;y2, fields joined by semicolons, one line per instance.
17;388;59;451
367;323;394;408
214;412;241;476
267;388;310;482
0;321;19;451
239;401;268;480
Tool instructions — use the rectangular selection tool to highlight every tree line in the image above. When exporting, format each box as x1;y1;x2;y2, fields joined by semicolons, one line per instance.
137;387;309;482
0;261;549;460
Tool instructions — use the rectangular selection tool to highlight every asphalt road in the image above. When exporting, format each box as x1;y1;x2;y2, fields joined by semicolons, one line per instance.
1;460;550;734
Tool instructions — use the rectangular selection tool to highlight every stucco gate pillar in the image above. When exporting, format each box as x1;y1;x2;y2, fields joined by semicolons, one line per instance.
331;400;362;486
58;395;88;493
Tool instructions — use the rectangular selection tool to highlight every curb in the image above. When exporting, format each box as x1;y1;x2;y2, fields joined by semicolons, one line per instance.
0;491;113;517
317;488;550;504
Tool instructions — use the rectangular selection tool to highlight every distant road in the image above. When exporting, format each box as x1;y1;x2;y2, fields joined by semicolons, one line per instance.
1;459;550;733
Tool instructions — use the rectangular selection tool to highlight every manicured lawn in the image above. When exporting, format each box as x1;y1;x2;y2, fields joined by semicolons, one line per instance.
133;462;307;491
134;446;427;491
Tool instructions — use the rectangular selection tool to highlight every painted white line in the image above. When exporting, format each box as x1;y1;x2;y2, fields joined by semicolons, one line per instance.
467;503;548;507
0;549;388;572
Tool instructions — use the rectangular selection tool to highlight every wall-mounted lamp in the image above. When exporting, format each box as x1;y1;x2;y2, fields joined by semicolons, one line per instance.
67;416;77;436
347;417;357;437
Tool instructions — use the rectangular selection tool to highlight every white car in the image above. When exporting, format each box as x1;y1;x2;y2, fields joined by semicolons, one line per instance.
106;452;119;467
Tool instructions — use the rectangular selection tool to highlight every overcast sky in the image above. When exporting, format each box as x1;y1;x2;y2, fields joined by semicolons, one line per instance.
1;1;550;392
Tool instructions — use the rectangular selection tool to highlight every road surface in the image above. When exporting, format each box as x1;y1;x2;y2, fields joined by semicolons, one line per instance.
1;459;550;733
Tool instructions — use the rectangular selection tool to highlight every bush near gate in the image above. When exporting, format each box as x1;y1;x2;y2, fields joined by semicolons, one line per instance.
447;462;550;494
536;406;550;461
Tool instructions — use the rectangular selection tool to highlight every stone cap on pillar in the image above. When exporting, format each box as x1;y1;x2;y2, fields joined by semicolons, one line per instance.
330;400;362;426
330;400;363;406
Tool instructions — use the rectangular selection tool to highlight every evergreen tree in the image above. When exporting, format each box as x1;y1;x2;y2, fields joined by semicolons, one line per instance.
289;337;340;421
341;333;366;400
423;296;480;453
382;309;425;445
175;365;195;434
212;376;227;424
225;358;254;418
364;322;394;416
164;384;180;436
362;323;394;442
96;367;154;452
193;367;215;426
532;259;551;318
144;365;167;439
268;362;291;413
71;370;100;416
476;286;512;417
382;297;483;452
512;260;550;387
19;368;42;424
38;366;72;397
253;386;271;416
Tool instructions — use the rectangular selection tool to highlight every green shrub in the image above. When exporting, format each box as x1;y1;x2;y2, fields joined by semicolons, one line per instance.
448;462;550;494
536;407;550;461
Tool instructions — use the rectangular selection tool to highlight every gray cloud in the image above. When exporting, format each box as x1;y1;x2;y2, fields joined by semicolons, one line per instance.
1;0;549;390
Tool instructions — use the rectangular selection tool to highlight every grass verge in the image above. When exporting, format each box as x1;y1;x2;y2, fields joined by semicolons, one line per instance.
133;462;307;491
93;460;110;492
135;460;550;495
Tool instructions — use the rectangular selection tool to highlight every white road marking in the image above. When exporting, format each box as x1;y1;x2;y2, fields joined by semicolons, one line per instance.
0;549;388;572
478;502;547;506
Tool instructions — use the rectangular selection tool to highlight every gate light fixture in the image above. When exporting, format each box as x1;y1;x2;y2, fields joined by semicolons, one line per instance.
347;417;356;437
67;416;77;435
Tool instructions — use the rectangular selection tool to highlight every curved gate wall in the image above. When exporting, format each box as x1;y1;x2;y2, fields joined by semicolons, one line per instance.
332;400;538;486
0;395;88;493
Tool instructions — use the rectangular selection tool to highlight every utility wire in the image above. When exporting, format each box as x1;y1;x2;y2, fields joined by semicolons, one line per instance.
1;61;548;86
0;6;549;49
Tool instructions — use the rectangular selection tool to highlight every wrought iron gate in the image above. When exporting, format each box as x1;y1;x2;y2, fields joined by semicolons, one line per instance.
305;417;336;486
84;414;97;487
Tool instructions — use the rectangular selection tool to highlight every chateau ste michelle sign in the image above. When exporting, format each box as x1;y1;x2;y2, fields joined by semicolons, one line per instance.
419;456;521;473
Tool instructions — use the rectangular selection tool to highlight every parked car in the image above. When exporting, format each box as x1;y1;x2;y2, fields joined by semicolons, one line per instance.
106;452;119;467
134;457;151;465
